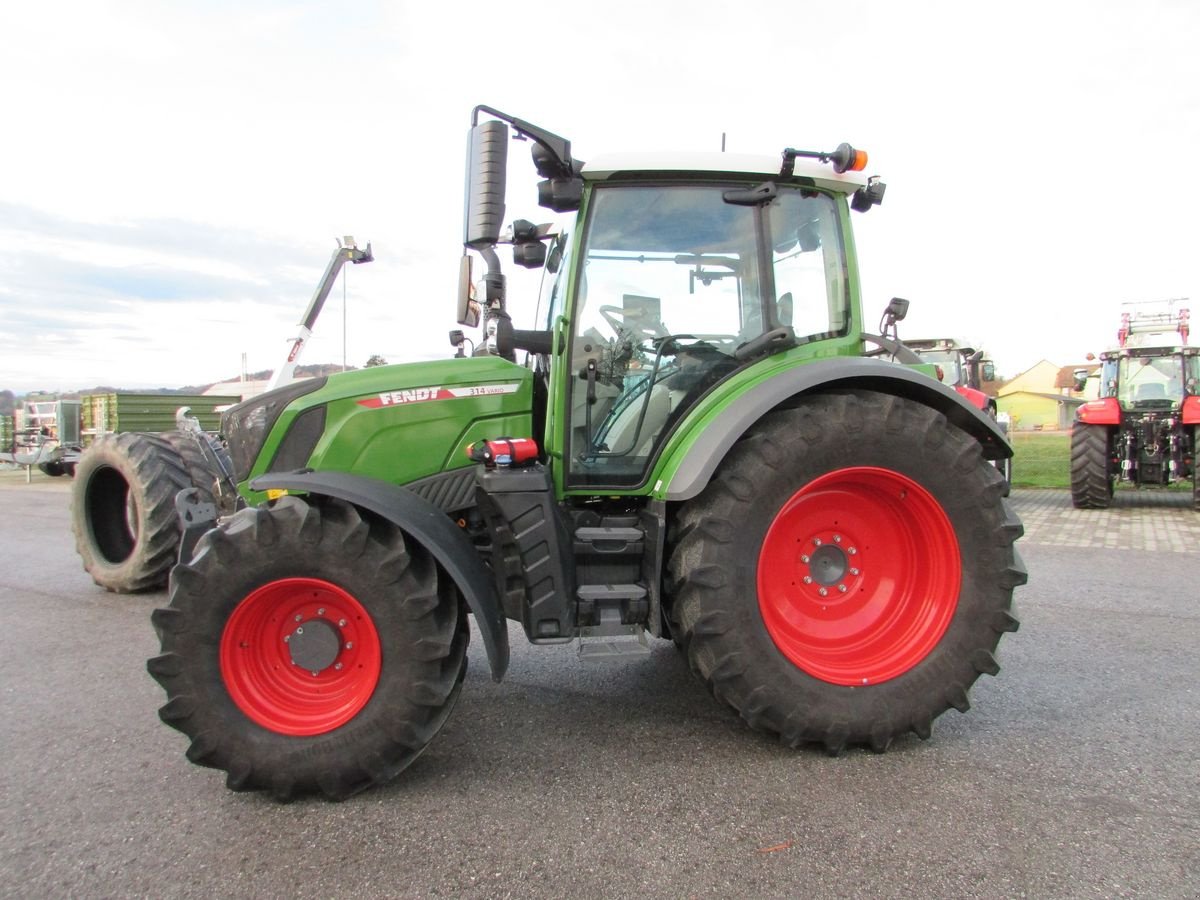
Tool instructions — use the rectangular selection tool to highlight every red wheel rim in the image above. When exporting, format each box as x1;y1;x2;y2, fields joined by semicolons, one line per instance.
757;467;960;686
220;578;382;736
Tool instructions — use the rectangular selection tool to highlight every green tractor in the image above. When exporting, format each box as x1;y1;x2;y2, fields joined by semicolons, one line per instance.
149;106;1025;799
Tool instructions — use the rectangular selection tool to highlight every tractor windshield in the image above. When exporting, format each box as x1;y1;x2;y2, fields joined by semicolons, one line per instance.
566;182;847;487
1117;354;1186;409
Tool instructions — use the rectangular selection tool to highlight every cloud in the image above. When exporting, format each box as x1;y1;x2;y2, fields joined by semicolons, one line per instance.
1;0;1198;395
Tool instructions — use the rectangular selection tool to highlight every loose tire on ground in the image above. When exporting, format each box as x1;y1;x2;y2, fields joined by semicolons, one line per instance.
1070;424;1114;509
71;432;217;593
148;495;469;800
666;390;1025;754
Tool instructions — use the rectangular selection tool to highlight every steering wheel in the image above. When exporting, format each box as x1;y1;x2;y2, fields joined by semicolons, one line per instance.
599;304;667;343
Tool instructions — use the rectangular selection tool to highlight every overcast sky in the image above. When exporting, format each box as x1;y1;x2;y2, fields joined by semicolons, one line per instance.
2;1;1197;393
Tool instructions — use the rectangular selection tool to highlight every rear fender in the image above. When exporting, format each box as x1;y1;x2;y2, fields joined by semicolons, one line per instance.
251;470;509;681
1182;396;1200;425
661;357;1011;502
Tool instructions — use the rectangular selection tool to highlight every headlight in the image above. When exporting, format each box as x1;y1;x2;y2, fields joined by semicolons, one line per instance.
222;378;327;482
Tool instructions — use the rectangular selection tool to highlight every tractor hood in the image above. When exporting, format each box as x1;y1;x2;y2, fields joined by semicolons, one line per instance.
230;357;534;505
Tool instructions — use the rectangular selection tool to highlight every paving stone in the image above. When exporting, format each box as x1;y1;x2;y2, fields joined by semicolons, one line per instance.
1011;488;1199;553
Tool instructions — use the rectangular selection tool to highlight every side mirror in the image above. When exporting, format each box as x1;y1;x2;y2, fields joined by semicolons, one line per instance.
982;361;996;382
464;119;509;249
456;254;481;327
1072;368;1089;392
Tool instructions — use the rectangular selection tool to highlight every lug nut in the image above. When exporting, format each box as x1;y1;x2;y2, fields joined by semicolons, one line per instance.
334;663;343;671
847;547;857;556
800;554;810;564
833;535;842;543
838;585;848;593
850;567;860;576
283;634;290;643
345;641;354;650
818;588;828;597
317;608;326;616
294;614;303;622
802;576;813;584
813;538;822;546
338;619;347;628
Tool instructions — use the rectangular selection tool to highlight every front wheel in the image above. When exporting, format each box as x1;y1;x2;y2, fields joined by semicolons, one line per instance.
148;496;469;800
666;391;1024;753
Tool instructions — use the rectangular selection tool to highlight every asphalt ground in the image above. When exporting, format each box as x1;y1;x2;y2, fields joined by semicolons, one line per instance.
0;470;1197;898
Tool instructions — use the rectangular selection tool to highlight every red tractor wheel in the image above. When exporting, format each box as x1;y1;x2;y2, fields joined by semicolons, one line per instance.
219;578;383;736
668;390;1024;753
149;496;468;800
757;467;960;686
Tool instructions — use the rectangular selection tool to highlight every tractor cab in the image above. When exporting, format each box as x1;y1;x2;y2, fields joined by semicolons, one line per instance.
458;106;883;492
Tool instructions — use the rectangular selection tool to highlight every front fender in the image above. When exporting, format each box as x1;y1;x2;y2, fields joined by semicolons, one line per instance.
660;357;1011;502
251;470;509;682
1076;397;1122;426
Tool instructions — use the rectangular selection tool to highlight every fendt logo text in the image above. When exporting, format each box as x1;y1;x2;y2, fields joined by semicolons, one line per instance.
355;383;520;410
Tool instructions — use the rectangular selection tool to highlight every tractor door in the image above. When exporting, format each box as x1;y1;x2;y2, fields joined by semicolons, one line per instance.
561;182;849;490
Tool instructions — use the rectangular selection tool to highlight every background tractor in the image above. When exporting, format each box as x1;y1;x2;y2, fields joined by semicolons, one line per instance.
904;338;997;416
905;337;1008;482
1071;301;1199;509
146;105;1025;799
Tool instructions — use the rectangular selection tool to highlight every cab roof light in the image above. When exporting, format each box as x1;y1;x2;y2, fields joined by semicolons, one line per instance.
780;142;868;177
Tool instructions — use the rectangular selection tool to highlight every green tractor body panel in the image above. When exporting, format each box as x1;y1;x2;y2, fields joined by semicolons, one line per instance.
234;357;533;507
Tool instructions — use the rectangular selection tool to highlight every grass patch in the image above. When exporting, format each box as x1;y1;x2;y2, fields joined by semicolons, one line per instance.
1010;432;1070;488
1007;430;1195;491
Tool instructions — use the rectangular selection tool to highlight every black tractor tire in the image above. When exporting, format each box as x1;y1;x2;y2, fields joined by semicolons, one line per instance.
1193;427;1199;512
148;495;469;800
71;431;218;593
666;390;1024;754
1070;424;1114;509
159;430;236;516
38;461;67;477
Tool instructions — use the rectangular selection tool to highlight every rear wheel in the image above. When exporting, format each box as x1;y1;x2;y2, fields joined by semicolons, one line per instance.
71;432;215;593
149;496;469;800
1193;427;1199;511
667;390;1024;753
1070;424;1114;509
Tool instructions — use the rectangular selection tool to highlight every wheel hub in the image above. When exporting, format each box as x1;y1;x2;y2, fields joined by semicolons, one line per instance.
808;541;849;587
287;617;341;673
799;532;862;597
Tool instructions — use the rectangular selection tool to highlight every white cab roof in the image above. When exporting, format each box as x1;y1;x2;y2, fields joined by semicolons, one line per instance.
581;152;873;194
